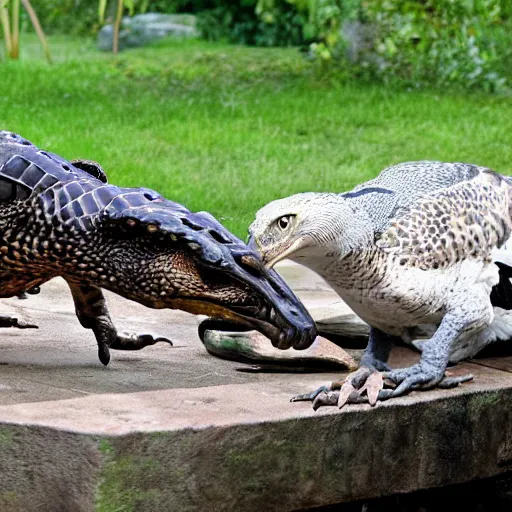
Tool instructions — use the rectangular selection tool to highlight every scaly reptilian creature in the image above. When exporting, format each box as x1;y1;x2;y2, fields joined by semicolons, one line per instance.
248;161;512;408
0;131;316;365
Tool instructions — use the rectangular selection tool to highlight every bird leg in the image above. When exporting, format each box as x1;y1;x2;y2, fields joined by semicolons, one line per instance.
291;320;474;409
291;328;395;408
378;313;474;400
66;281;173;366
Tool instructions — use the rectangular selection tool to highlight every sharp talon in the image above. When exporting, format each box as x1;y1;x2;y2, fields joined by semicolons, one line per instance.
362;372;384;406
338;382;356;408
138;334;155;344
155;336;173;346
0;315;38;329
383;377;397;388
98;344;111;366
110;333;174;351
14;319;39;329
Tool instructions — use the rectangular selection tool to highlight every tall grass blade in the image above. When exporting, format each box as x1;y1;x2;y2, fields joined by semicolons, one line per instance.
112;0;124;54
20;0;51;63
98;0;107;24
10;0;18;58
0;2;12;58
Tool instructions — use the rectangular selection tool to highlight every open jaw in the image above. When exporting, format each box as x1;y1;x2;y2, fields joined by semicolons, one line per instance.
168;294;316;350
165;243;319;349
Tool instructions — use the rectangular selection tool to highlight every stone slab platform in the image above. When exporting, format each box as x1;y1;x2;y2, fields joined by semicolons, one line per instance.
1;262;512;511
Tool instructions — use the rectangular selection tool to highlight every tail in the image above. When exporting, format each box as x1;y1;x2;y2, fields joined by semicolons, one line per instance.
490;261;512;310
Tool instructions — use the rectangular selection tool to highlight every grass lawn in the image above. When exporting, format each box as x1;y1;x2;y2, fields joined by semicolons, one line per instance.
1;34;512;238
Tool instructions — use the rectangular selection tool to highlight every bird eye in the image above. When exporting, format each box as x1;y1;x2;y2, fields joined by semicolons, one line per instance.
278;216;291;230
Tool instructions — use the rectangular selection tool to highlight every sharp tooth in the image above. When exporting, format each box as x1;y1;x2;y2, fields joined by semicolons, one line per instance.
269;308;276;321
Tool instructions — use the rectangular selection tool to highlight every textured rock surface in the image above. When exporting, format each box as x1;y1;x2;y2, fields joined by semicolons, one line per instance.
97;13;198;52
1;262;512;511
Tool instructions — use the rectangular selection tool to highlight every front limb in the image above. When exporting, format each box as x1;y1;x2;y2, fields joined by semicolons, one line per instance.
377;312;475;400
66;281;172;366
291;327;396;408
293;313;475;409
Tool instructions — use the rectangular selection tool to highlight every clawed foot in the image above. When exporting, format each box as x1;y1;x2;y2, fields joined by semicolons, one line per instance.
98;333;173;366
291;364;473;410
291;366;384;410
0;314;38;329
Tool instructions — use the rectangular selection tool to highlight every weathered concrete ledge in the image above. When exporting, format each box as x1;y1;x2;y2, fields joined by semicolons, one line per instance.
1;262;512;511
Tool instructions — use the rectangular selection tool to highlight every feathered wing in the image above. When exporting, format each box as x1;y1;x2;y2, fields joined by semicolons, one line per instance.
374;168;512;270
351;160;484;212
341;161;490;235
366;165;512;360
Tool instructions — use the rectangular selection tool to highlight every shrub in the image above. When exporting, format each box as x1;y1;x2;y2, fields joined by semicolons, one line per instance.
258;0;511;91
34;0;194;35
33;0;101;35
352;0;511;91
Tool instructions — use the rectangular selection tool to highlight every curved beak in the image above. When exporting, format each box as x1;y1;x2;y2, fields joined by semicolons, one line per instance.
247;235;306;269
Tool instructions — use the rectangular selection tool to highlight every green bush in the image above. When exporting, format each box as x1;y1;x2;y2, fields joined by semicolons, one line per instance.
352;0;511;91
30;0;512;92
34;0;309;46
196;0;307;46
259;0;512;91
33;0;101;35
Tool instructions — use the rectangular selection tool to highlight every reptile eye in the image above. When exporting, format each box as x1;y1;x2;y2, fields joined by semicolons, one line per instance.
277;216;292;231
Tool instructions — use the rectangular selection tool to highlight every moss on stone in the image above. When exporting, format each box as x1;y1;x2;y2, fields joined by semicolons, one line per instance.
95;438;164;512
0;427;13;446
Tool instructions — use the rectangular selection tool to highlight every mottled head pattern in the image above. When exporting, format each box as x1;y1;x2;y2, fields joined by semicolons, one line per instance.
0;131;316;349
248;192;375;268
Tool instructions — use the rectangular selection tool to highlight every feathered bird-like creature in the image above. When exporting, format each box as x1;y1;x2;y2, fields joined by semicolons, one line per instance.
248;161;512;408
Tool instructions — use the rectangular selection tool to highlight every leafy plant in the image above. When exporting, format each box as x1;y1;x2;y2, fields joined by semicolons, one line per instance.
350;0;510;91
196;0;307;47
0;0;51;62
254;0;511;91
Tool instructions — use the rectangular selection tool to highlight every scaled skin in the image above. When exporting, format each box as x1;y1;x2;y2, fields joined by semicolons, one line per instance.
0;131;316;366
248;161;512;408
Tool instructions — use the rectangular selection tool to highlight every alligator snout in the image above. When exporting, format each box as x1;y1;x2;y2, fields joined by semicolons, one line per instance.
211;252;317;350
268;307;317;350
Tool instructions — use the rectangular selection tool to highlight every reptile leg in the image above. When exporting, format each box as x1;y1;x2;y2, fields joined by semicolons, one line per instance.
291;328;396;407
67;281;173;366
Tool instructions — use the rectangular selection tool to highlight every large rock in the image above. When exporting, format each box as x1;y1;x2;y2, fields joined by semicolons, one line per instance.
340;20;377;63
97;13;198;52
